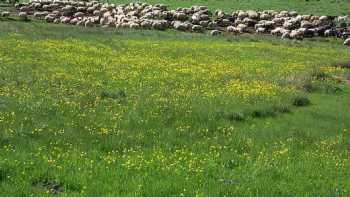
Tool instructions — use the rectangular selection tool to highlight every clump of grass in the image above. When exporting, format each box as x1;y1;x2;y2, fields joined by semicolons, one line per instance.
324;84;343;94
312;70;329;81
32;177;63;195
251;108;277;118
293;94;311;107
302;81;317;93
0;167;10;182
227;112;246;122
333;61;350;69
273;105;291;113
100;90;126;100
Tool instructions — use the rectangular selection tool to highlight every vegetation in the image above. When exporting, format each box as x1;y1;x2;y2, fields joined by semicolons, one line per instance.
0;12;350;197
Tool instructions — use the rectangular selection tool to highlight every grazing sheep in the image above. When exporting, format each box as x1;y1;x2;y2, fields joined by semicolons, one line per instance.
344;38;350;46
324;29;337;37
192;25;203;32
281;31;290;39
289;29;304;40
210;30;221;36
18;12;28;21
45;15;55;22
74;12;84;18
140;20;152;29
84;20;93;27
12;1;350;46
152;20;168;30
256;27;266;34
300;20;313;28
173;21;189;31
1;11;10;17
247;10;259;19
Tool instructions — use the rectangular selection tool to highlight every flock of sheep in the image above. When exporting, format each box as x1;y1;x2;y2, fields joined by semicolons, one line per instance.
1;0;350;45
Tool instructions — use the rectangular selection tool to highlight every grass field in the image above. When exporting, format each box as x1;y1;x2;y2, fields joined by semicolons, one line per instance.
1;10;350;197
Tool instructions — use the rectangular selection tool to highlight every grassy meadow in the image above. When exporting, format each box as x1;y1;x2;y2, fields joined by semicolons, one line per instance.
1;13;350;197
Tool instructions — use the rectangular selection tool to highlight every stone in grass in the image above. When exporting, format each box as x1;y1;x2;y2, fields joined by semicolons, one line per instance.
293;95;311;107
34;179;63;195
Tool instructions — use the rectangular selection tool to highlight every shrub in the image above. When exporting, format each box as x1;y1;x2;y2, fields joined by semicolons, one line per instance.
251;108;276;118
293;95;311;107
302;81;317;93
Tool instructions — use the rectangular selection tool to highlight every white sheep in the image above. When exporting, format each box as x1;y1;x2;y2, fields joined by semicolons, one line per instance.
344;38;350;46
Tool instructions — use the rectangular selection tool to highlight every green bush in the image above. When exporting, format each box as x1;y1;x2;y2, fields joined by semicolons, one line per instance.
293;95;311;107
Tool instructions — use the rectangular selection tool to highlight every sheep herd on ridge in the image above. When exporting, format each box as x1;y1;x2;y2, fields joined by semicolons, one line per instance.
1;0;350;45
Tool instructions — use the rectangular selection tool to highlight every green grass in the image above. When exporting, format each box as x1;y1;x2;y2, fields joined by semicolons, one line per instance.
105;0;350;15
0;20;350;196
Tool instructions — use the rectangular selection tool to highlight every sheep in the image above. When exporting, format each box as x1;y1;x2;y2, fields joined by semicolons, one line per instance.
199;20;209;27
174;12;187;21
152;20;168;30
337;16;348;28
210;30;221;36
289;29;304;40
84;20;93;27
281;31;290;39
324;29;337;37
11;1;350;46
247;10;259;20
259;13;271;20
74;12;84;18
18;12;28;21
192;25;204;32
227;25;235;32
173;21;189;31
45;15;55;22
271;27;287;36
1;11;10;17
344;38;350;46
256;27;266;34
300;20;313;28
